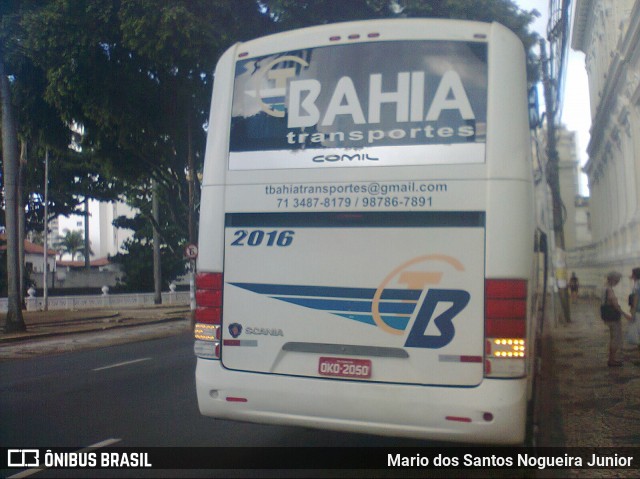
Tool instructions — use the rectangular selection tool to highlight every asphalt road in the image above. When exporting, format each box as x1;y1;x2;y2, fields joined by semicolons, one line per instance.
1;331;455;478
0;331;435;448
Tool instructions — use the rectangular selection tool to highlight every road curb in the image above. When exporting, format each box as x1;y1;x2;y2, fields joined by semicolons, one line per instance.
0;316;188;344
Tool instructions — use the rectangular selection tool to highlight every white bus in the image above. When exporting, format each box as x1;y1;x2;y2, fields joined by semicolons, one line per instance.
194;18;541;445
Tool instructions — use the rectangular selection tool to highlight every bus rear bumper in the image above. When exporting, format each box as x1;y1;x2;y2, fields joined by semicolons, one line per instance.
196;359;527;445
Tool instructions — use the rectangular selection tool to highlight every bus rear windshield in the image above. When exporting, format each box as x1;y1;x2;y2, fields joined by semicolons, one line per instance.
230;41;487;170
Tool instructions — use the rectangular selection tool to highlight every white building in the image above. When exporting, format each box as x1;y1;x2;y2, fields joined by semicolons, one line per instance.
571;0;640;290
535;125;592;249
0;235;57;288
96;201;136;258
57;199;136;260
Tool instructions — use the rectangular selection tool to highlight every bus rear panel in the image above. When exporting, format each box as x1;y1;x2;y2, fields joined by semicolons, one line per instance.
195;19;535;444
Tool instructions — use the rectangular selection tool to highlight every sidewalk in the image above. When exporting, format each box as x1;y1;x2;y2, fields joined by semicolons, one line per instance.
537;297;640;448
0;305;191;359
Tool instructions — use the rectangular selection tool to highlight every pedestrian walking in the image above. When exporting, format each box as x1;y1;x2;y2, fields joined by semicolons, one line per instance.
569;272;579;300
625;267;640;348
602;271;632;367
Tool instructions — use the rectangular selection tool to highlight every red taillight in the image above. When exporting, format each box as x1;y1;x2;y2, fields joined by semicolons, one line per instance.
195;273;222;320
485;279;527;337
485;319;525;338
485;279;527;300
196;272;223;290
195;290;222;309
194;272;223;359
486;299;526;319
485;279;528;378
194;306;221;324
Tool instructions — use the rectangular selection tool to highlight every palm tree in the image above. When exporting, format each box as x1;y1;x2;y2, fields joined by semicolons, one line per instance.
55;229;86;261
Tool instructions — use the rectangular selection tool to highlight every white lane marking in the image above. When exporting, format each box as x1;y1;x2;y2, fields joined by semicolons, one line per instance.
92;357;151;371
7;438;122;479
80;438;122;449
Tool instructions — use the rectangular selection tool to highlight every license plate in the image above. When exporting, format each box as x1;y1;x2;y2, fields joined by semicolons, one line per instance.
318;357;372;379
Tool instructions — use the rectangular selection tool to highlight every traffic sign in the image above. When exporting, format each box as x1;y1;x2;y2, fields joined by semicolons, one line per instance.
185;243;198;259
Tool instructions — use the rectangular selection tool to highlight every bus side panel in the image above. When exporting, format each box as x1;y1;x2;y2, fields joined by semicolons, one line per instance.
197;185;225;272
200;45;236;189
485;181;534;278
486;22;532;182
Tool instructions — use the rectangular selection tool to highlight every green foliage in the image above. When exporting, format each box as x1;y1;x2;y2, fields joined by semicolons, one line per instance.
8;1;273;272
54;229;87;260
17;0;269;184
1;2;123;234
2;0;541;296
111;239;186;293
110;179;188;291
261;0;540;83
260;0;389;25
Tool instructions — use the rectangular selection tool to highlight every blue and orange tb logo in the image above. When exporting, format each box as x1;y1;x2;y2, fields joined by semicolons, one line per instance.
229;254;471;349
373;255;470;348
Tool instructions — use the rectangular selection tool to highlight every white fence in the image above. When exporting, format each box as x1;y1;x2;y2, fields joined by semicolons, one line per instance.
0;291;191;313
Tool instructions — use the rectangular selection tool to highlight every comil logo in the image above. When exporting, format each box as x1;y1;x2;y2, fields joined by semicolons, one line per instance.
373;255;470;348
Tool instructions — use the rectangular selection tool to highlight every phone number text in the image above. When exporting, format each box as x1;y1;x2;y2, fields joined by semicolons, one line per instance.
276;196;433;209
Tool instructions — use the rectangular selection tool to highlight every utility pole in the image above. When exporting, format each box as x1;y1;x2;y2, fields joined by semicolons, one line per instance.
187;112;197;246
18;141;26;307
43;148;49;311
84;197;90;270
540;39;571;323
152;179;162;305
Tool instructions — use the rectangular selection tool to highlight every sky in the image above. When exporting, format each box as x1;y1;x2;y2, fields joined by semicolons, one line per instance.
516;0;591;193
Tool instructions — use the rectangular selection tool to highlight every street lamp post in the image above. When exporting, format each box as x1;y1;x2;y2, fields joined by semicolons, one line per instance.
540;39;571;323
43;148;49;311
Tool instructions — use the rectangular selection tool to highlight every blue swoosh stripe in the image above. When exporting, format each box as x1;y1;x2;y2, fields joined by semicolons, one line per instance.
229;282;421;301
336;314;410;330
229;282;419;330
272;296;416;315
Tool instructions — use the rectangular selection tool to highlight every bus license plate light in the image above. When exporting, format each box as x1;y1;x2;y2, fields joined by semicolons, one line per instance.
318;357;372;379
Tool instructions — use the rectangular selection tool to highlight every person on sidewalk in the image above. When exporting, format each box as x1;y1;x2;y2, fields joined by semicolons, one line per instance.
604;271;632;367
569;272;579;301
626;267;640;349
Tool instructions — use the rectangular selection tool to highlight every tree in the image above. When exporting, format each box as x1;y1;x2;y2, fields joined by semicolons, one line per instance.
262;0;540;83
19;0;269;206
2;3;121;331
111;239;186;294
55;229;86;261
3;0;541;309
15;0;273;296
1;51;26;332
111;178;188;292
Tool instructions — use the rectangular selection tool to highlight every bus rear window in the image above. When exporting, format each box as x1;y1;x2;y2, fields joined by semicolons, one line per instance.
229;41;487;170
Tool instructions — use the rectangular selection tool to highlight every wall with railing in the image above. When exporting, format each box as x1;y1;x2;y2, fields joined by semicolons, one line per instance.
0;288;190;313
